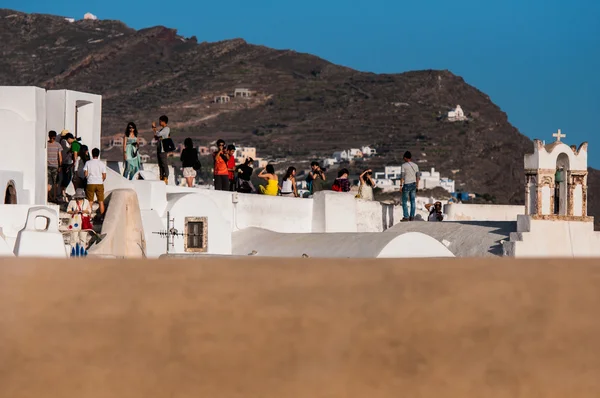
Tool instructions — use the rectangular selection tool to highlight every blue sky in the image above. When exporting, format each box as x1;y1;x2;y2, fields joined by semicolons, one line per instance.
6;0;600;166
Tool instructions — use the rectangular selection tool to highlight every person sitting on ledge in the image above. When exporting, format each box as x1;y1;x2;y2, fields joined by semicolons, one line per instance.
332;168;351;192
280;167;299;197
258;164;279;196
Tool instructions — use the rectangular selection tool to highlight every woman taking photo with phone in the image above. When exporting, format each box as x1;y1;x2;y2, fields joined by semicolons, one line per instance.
258;164;279;196
357;168;375;200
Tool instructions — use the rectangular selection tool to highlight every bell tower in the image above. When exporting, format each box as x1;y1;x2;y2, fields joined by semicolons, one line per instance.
524;130;590;220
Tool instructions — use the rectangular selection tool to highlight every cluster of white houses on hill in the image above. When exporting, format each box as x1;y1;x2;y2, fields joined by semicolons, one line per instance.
320;146;377;167
374;166;455;193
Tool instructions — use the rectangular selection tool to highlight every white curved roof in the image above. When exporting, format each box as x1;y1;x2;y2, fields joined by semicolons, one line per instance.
386;221;516;257
232;228;454;258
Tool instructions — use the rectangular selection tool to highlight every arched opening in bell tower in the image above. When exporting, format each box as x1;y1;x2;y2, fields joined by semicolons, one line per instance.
555;153;570;216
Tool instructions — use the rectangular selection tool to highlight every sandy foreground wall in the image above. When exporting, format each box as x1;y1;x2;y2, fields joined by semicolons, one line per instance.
2;257;600;397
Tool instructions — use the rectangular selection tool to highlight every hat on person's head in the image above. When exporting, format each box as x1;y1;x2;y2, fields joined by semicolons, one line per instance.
73;188;86;199
61;129;70;136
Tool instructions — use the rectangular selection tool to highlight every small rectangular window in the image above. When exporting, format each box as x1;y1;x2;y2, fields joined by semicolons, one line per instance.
184;217;208;252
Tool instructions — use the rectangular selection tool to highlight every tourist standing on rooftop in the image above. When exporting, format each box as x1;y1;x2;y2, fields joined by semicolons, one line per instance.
123;122;141;180
180;137;199;188
60;132;80;201
213;139;229;191
281;167;299;197
74;145;90;190
152;115;170;184
47;130;62;202
84;148;107;217
400;151;420;222
306;161;326;194
226;144;236;191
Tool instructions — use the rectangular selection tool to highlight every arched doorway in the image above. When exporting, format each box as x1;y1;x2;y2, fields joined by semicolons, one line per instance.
4;181;17;204
555;153;570;215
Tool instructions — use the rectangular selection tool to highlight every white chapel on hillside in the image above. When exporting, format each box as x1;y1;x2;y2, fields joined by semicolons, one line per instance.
447;105;467;122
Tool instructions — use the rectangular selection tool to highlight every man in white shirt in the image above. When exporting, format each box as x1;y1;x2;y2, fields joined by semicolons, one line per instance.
84;148;107;216
152;115;171;184
399;151;420;221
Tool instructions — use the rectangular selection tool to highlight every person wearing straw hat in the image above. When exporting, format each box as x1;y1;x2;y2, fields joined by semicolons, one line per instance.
66;188;92;248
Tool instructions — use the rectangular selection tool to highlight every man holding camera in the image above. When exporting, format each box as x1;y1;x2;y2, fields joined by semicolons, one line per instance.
213;139;230;191
306;161;326;194
152;115;170;184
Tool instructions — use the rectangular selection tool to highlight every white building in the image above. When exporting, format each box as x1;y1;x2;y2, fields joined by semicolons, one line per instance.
361;146;377;157
253;158;268;169
440;178;455;193
417;167;454;193
375;178;400;192
214;95;231;103
234;88;252;98
374;166;402;181
349;148;363;158
322;158;337;167
109;136;124;147
235;146;256;162
419;168;441;189
448;105;467;122
333;150;350;163
0;86;102;257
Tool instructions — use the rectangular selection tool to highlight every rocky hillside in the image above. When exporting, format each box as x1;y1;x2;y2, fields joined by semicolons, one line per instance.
2;8;599;225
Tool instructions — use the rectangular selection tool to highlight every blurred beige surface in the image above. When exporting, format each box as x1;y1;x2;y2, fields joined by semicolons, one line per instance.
2;257;600;397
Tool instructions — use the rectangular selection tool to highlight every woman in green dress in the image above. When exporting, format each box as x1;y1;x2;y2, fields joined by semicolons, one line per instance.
123;122;141;180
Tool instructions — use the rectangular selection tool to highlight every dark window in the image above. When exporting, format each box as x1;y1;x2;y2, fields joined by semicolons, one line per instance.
185;217;207;252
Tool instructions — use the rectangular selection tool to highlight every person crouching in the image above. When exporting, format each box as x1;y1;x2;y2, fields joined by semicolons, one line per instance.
425;201;444;222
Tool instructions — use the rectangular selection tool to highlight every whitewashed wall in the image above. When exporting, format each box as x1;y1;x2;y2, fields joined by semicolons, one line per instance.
46;90;102;151
444;203;525;222
0;86;47;205
0;204;61;254
506;216;600;257
164;193;232;256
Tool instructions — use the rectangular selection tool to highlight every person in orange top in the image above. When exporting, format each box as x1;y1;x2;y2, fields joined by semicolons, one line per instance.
213;139;229;191
226;144;236;191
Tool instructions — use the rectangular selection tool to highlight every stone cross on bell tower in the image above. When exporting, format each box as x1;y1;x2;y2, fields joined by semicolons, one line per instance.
552;129;566;142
